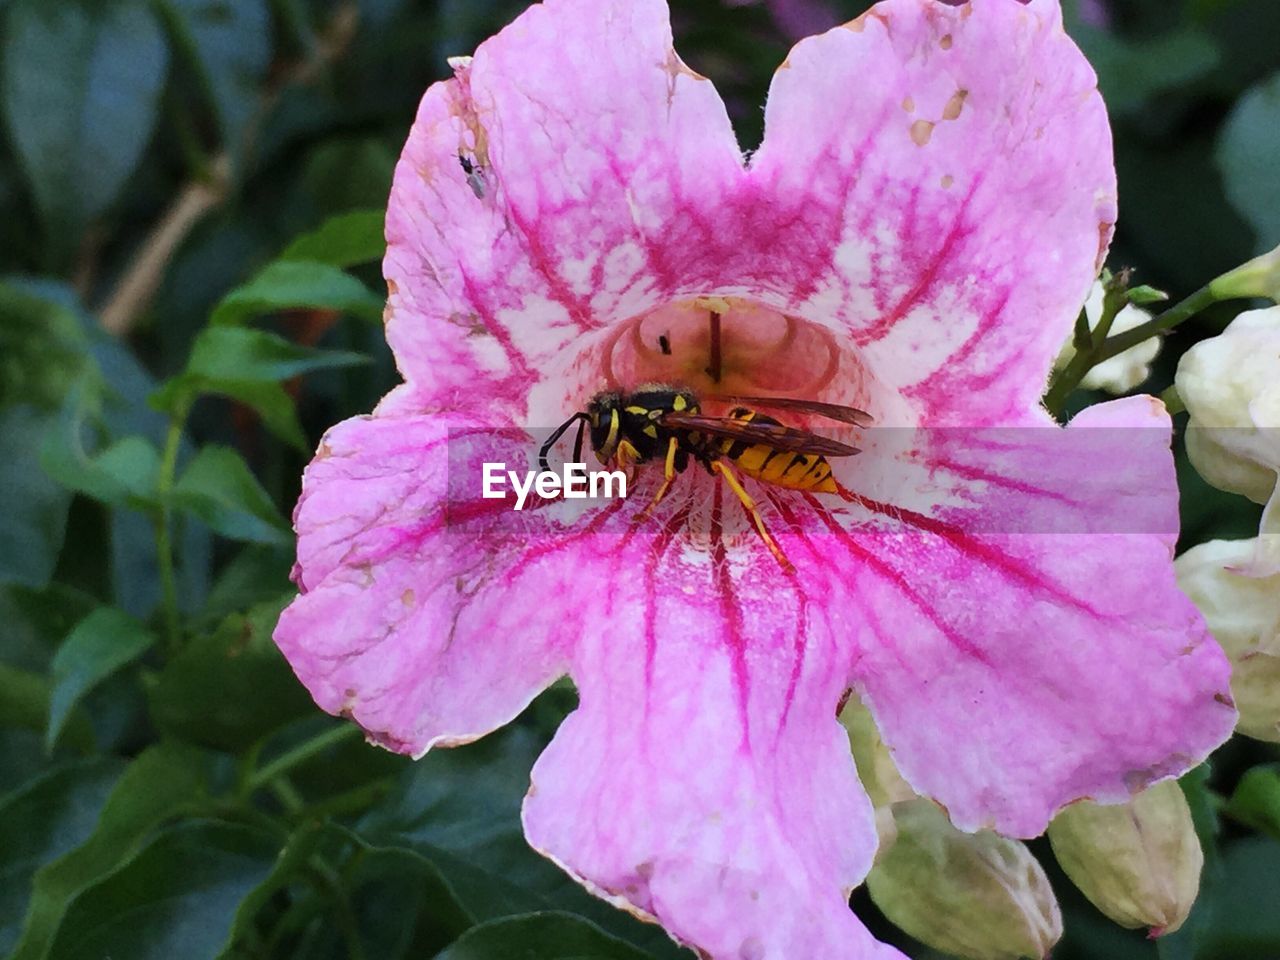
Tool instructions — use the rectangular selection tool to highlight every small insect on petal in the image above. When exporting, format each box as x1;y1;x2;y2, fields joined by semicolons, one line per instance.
458;152;487;199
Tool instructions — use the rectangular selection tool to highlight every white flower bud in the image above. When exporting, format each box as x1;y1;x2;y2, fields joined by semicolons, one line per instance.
1056;281;1161;393
868;799;1061;960
1176;538;1280;742
1048;781;1202;936
1176;306;1280;576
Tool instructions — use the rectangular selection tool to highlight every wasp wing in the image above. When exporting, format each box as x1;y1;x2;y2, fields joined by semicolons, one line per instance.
660;413;861;457
713;396;874;426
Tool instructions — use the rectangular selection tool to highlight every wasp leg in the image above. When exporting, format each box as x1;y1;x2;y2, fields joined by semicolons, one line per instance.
613;439;641;483
641;437;681;517
711;460;794;571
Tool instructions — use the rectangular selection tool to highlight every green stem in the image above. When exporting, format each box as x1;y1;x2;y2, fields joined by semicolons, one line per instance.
269;777;306;815
154;414;186;653
1044;283;1217;418
246;724;362;795
1092;283;1218;364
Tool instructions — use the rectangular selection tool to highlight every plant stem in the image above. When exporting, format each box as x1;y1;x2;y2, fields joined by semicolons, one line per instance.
1092;283;1218;364
1044;282;1217;418
247;724;363;795
155;415;186;653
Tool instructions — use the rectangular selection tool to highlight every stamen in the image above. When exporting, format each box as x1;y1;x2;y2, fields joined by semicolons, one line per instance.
705;309;722;384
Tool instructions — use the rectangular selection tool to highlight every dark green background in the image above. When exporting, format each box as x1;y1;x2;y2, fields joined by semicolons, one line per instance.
1;1;1278;958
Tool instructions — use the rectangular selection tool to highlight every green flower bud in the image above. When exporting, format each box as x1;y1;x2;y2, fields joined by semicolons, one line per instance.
840;699;916;809
1047;780;1202;936
1176;538;1280;742
1209;244;1280;302
868;799;1061;960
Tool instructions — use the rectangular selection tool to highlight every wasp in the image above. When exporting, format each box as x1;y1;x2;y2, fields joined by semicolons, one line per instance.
538;385;871;568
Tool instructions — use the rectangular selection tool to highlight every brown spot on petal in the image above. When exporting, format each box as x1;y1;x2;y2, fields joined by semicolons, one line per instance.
1097;220;1115;270
943;89;968;121
846;7;887;31
901;95;915;113
940;33;953;49
911;119;935;146
401;589;415;607
1215;691;1236;708
941;174;955;189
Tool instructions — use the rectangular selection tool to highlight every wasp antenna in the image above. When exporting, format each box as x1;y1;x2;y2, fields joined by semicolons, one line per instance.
539;412;587;472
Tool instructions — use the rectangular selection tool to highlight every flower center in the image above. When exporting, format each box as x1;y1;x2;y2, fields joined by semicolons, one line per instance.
600;297;881;416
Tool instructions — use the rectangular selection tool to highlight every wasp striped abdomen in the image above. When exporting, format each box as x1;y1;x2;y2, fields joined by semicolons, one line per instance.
717;408;837;493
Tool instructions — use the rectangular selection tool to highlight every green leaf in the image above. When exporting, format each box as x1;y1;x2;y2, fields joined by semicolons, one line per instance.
340;842;476;957
10;742;213;960
186;325;368;382
1076;25;1220;116
0;730;61;805
0;582;98;673
0;759;125;956
151;374;309;451
46;821;279;960
148;596;313;750
1217;70;1280;249
1225;765;1280;842
436;912;655;960
202;544;293;622
210;260;383;326
1193;836;1280;959
170;445;290;545
1158;764;1223;960
0;0;168;252
40;391;162;507
46;608;155;752
0;406;71;588
360;722;691;958
0;282;89;408
248;823;474;959
0;664;95;753
282;209;387;267
153;0;271;154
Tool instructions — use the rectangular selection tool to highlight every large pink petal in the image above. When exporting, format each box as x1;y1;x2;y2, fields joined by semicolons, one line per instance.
747;0;1116;425
522;510;904;960
275;402;595;753
383;0;743;418
822;398;1237;836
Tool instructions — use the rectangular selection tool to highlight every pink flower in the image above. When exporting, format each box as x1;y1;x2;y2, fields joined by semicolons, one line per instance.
274;1;1236;956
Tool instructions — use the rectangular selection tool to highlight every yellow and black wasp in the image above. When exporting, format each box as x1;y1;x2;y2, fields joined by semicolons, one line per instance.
538;385;872;567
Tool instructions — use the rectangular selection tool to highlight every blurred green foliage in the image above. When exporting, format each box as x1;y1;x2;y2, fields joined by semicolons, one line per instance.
0;0;1277;958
